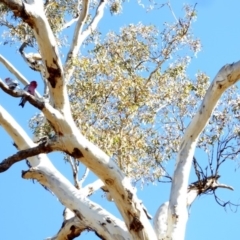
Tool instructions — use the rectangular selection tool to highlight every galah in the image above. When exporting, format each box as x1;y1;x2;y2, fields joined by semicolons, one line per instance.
4;77;19;90
19;81;38;108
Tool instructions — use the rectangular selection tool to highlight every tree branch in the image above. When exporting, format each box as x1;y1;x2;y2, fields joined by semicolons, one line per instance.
78;166;89;187
167;61;240;240
0;105;130;240
65;0;107;82
64;0;89;81
19;42;43;72
154;175;234;239
23;168;132;240
46;215;86;240
60;131;157;239
0;54;29;85
80;179;104;197
0;138;57;173
61;15;79;31
0;53;43;97
0;79;70;136
0;0;24;17
0;0;69;112
0;79;44;109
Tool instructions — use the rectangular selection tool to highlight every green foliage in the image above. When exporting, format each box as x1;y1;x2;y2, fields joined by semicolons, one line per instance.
1;1;238;184
67;13;203;182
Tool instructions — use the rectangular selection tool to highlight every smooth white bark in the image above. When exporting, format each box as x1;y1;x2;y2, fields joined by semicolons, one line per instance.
153;202;169;240
4;1;239;239
154;176;233;239
24;168;131;240
57;130;157;240
167;61;240;240
0;54;29;85
0;2;157;238
80;179;104;196
65;0;107;82
0;105;131;240
21;0;68;112
46;214;86;240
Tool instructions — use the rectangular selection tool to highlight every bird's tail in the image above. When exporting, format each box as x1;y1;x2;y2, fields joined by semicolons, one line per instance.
19;102;25;108
19;99;26;108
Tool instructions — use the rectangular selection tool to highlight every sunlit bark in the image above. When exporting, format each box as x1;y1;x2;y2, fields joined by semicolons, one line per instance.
0;1;158;239
167;62;240;240
0;1;239;239
0;105;131;239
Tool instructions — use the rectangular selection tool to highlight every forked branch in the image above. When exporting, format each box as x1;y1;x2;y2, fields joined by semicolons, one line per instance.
167;61;240;239
65;0;107;81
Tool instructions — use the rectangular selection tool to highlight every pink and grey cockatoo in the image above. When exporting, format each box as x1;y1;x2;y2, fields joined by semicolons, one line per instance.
19;81;37;108
4;77;19;90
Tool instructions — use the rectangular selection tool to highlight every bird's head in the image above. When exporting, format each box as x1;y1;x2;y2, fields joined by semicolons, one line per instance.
30;81;37;88
5;77;11;82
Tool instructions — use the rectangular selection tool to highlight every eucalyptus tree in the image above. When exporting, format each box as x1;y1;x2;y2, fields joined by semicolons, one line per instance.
0;1;239;240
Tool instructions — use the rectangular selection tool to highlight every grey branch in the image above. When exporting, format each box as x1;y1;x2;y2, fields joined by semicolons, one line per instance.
19;42;43;72
0;140;55;173
188;175;234;193
0;79;44;110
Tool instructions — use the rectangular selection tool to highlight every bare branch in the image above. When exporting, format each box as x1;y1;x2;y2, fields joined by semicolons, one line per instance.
61;15;79;31
154;175;234;239
23;168;132;240
0;106;130;240
64;0;89;66
65;0;107;82
0;54;29;85
213;192;240;212
0;138;57;173
19;42;43;72
46;215;86;240
78;166;89;186
80;179;104;197
187;175;234;204
66;156;81;189
167;1;178;23
168;61;240;239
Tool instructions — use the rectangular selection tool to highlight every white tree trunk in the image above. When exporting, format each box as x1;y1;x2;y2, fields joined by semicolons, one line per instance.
0;105;132;239
167;62;240;240
1;0;240;239
0;1;158;238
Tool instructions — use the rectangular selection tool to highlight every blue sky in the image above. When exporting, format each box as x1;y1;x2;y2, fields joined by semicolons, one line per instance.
1;1;240;239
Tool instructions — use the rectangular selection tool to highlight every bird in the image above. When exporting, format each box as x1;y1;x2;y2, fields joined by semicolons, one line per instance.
19;81;38;108
4;77;19;90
